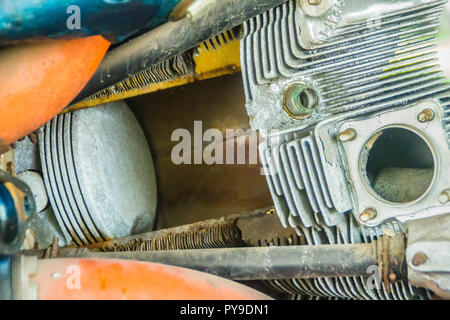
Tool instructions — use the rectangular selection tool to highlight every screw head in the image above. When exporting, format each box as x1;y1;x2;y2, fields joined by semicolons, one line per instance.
338;128;357;142
389;273;397;282
412;252;427;266
438;190;450;204
308;0;322;5
418;109;435;123
359;208;377;222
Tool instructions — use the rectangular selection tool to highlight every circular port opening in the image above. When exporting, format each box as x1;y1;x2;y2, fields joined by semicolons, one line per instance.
361;127;435;203
282;83;318;119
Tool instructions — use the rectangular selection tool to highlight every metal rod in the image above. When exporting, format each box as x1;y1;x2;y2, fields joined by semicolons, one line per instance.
53;242;381;280
72;0;288;103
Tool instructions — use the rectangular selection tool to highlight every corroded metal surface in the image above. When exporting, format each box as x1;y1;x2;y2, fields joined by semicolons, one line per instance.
406;215;450;299
39;101;158;246
66;29;242;112
0;36;109;147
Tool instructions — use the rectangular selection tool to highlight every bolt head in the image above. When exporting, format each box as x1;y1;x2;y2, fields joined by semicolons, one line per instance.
389;273;397;282
418;109;435;123
282;83;318;120
359;208;377;222
412;252;427;266
439;191;449;204
338;128;357;142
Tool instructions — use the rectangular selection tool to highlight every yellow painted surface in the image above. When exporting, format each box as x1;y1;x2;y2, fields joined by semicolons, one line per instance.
65;35;241;113
64;76;196;113
193;32;241;81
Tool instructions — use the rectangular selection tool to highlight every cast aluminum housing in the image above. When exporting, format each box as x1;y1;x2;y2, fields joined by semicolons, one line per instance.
241;0;449;299
242;0;450;230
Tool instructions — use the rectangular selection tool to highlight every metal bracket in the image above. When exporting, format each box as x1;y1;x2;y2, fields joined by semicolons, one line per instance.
407;241;450;273
338;100;450;227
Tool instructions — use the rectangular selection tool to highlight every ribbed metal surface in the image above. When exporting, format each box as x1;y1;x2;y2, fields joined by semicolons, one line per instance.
242;0;450;131
109;223;245;252
40;102;157;246
242;1;448;299
248;0;450;231
442;95;450;145
199;29;240;52
40;114;106;246
260;133;341;229
80;52;195;105
73;29;241;109
259;215;431;300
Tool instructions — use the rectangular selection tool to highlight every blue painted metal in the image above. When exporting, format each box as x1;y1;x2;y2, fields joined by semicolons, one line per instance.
0;0;181;44
0;184;18;248
0;255;12;300
0;169;36;256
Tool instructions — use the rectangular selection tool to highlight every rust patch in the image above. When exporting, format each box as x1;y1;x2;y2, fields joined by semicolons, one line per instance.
236;209;298;246
365;130;383;151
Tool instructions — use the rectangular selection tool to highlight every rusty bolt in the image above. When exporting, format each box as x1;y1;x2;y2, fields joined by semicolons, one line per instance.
338;128;357;142
308;0;322;5
412;252;427;266
6;161;14;173
438;190;450;204
417;109;435;123
359;208;377;222
389;273;397;282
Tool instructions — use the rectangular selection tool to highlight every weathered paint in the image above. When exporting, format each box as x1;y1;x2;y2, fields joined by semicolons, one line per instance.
36;258;271;300
64;35;242;113
193;32;241;81
0;36;110;146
